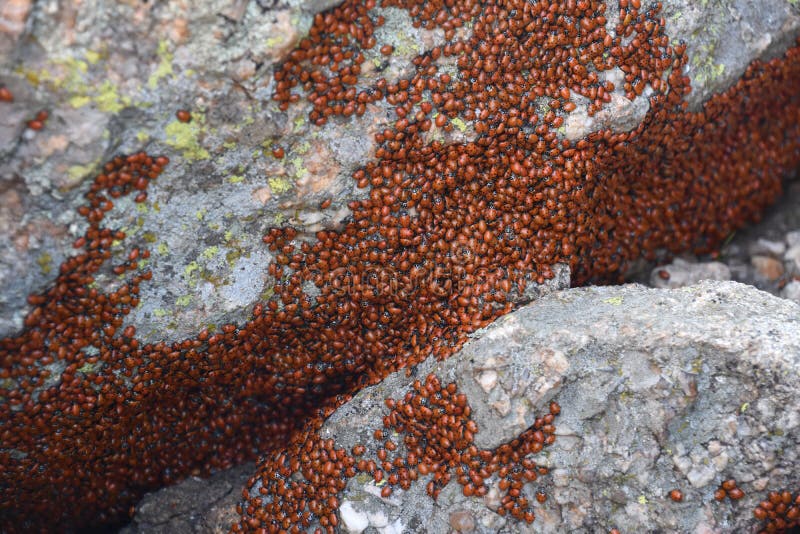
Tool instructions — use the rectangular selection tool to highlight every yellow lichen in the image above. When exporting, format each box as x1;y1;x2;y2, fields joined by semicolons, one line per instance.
37;253;52;275
165;117;210;161
148;40;174;89
268;176;293;194
201;246;219;260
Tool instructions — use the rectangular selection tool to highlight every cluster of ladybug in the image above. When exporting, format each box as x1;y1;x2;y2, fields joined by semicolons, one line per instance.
2;0;800;531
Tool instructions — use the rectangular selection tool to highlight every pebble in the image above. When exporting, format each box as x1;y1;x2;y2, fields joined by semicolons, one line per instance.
781;280;800;304
449;510;475;532
749;237;786;257
784;245;800;275
686;464;716;488
785;230;800;248
339;501;369;534
751;255;785;280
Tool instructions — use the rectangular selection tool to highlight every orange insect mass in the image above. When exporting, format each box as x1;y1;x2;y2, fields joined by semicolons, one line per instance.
1;0;799;532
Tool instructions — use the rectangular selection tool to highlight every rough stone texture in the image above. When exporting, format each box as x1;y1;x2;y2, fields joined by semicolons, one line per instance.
135;281;800;533
317;281;800;533
2;0;800;531
120;462;253;534
1;0;799;340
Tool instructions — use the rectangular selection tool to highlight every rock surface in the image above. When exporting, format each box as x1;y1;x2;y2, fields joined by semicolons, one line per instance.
1;0;799;338
120;463;253;534
314;281;800;533
2;0;800;531
131;281;800;533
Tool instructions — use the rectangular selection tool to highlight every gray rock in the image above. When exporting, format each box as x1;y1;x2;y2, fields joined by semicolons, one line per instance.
781;280;800;304
785;245;800;276
748;237;786;257
120;463;254;534
786;229;800;249
661;0;800;110
2;0;799;340
649;258;732;288
313;281;800;533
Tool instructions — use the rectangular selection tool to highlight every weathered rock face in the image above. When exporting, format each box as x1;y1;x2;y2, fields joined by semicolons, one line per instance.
120;463;254;534
1;0;799;340
240;281;800;533
1;0;800;531
135;281;800;533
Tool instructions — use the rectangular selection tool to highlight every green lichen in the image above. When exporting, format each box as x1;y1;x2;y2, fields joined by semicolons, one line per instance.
37;253;52;275
175;295;192;307
153;308;169;318
226;249;243;266
692;34;725;85
142;232;157;243
266;35;286;47
450;117;468;132
95;81;130;113
603;296;624;305
228;174;244;184
165;116;210;161
78;362;100;374
148;40;174;89
84;50;102;65
68;95;92;108
184;261;200;280
195;208;207;221
135;203;149;214
157;242;169;255
291;156;309;179
269;176;293;194
66;157;102;184
137;131;150;142
201;246;219;260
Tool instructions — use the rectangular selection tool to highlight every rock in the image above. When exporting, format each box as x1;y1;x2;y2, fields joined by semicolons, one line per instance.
3;0;800;531
785;245;800;276
302;281;800;533
748;237;786;257
120;463;254;534
649;258;732;289
750;254;785;281
0;0;798;341
786;230;800;249
781;280;800;304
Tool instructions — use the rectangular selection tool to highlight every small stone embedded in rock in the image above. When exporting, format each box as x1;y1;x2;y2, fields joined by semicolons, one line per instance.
448;509;475;532
476;369;498;393
339;501;370;534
